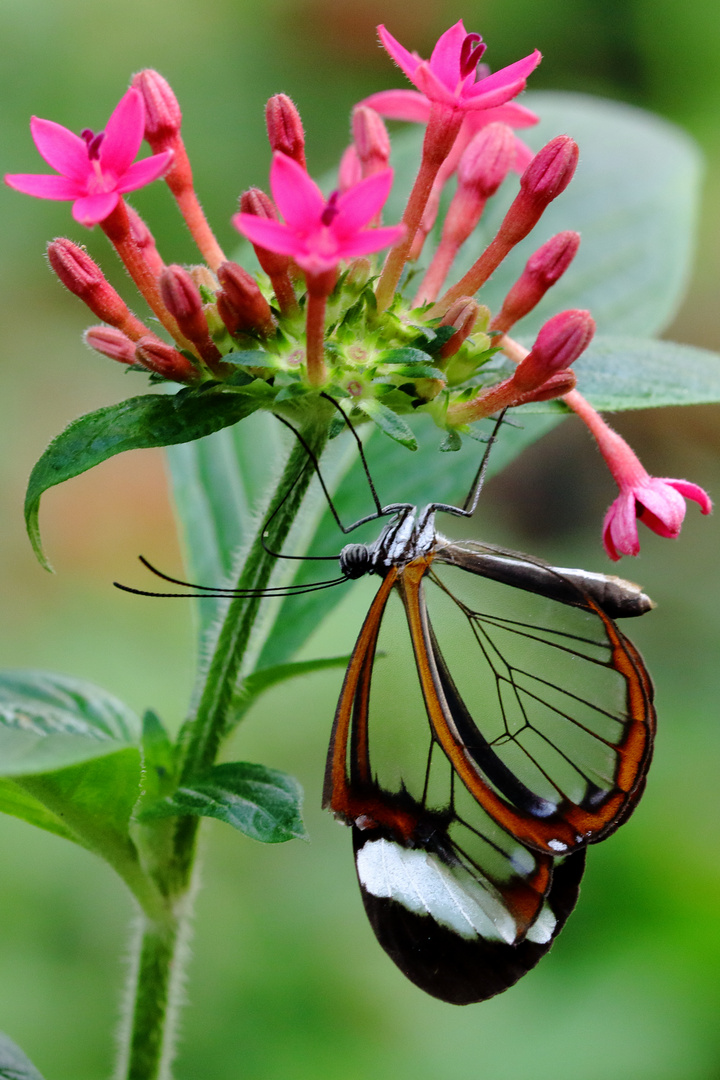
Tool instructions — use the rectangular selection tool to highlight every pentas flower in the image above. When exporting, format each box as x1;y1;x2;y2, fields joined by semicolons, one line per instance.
566;390;712;560
5;89;172;227
377;21;541;115
232;152;404;276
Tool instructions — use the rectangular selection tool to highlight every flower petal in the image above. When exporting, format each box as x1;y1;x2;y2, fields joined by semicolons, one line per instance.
4;172;83;200
100;89;145;178
232;213;301;256
334;224;405;259
604;492;639;560
361;89;432;124
71;191;120;226
462;77;529;110
29;117;90;182
428;20;467;90
333;169;394;235
662;478;713;515
472;101;540;128
377;24;422;83
635;479;686;536
116;150;173;193
467;49;542;97
269;153;325;230
414;63;459;107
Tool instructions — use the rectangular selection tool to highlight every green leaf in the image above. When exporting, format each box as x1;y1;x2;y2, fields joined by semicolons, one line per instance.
0;778;76;843
380;364;446;380
0;1033;46;1080
25;389;264;570
227;655;352;728
385;92;701;337
379;347;436;365
140;762;307;843
0;670;140;776
224;350;279;368
573;336;720;409
356;399;418;450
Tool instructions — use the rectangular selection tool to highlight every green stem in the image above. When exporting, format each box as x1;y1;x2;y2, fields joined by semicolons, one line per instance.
116;905;189;1080
115;404;332;1079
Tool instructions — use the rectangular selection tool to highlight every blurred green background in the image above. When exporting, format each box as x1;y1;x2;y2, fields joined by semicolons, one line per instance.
2;1;720;1077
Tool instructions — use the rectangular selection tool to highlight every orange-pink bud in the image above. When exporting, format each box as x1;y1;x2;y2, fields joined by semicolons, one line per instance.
159;264;222;364
520;136;578;202
338;145;362;192
513;309;594;392
47;238;149;340
265;94;306;168
134;336;197;381
514;369;577;404
491;230;580;333
125;204;165;277
352;106;391;176
84;326;137;364
457;123;516;200
217;261;276;337
131;69;182;145
239;188;291;278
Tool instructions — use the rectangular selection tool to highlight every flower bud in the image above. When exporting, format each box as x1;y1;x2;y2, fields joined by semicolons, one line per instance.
338;145;362;192
491;231;580;333
265;94;306;168
438;297;480;360
520;136;578;202
352;106;390;176
514;369;577;404
239;188;289;277
84;326;137;364
458;123;516;200
131;69;182;146
159;264;222;364
47;238;149;339
135;335;197;381
513;309;594;392
217;261;275;337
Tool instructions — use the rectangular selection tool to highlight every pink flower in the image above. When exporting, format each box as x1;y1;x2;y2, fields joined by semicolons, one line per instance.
232;152;404;276
5;89;173;227
566;391;712;560
376;21;541;115
603;473;712;561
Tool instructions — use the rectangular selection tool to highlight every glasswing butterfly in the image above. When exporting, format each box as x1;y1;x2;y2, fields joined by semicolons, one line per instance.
118;404;656;1005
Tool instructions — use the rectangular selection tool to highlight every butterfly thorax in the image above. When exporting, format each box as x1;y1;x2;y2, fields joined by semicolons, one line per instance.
339;505;438;580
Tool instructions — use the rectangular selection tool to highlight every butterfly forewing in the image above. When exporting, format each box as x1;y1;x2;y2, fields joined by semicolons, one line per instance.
398;544;655;855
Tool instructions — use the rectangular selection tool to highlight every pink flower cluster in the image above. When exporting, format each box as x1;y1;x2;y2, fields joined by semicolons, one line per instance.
3;20;711;559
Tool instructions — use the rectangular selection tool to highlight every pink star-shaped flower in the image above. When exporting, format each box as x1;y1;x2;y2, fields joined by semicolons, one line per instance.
5;89;173;227
232;153;404;276
603;474;712;561
377;21;541;114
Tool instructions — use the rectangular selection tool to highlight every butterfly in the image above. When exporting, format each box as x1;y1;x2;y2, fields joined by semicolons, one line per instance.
117;404;656;1004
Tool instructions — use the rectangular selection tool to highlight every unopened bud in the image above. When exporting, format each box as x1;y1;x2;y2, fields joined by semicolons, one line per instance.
338;145;362;192
131;69;182;146
520;136;578;203
352;106;390;176
513;309;594;392
160;264;222;364
84;326;137;364
238;188;289;277
492;231;580;333
135;335;197;381
217;261;275;337
47;238;149;339
265;94;306;168
438;298;480;360
458;123;516;199
515;369;577;404
125;204;165;277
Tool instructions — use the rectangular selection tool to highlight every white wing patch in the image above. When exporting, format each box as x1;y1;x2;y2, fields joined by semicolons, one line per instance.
356;838;522;944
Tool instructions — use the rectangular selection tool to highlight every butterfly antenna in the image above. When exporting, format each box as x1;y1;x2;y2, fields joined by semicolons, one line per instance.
462;410;509;516
321;392;383;516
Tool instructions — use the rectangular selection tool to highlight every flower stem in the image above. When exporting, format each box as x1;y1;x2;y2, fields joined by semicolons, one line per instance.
374;105;462;312
115;407;331;1078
